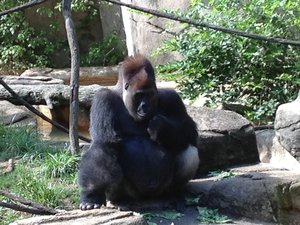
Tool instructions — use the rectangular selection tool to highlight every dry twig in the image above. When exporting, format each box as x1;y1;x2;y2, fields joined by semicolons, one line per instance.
0;190;58;215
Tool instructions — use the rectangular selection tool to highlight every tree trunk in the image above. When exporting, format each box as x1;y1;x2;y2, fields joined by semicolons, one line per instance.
63;0;80;154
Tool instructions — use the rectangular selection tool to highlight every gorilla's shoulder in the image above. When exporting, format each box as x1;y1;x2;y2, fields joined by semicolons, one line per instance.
158;88;181;100
158;88;186;113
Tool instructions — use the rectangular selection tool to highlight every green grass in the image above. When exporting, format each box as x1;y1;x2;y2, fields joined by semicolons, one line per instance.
0;123;80;225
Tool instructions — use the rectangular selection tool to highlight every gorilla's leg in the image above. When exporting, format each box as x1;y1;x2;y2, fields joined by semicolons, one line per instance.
79;143;123;210
117;138;174;200
174;145;200;184
169;145;200;211
79;88;135;210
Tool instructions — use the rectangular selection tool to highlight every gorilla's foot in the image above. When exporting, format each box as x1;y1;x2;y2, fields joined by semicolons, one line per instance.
80;202;102;210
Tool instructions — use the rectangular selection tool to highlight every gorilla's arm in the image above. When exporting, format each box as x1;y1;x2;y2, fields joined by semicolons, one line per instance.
147;89;198;152
90;88;144;144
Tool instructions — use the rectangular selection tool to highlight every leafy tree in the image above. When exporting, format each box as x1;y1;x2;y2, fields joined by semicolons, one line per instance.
0;0;57;74
156;0;300;123
0;0;125;74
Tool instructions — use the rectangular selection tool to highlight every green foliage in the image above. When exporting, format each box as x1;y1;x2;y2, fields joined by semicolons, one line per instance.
0;124;50;160
0;1;125;74
81;31;126;66
0;14;56;74
41;151;79;179
1;163;78;209
0;1;62;74
155;0;300;123
144;210;184;221
197;207;232;224
208;170;236;180
0;123;79;223
185;196;200;205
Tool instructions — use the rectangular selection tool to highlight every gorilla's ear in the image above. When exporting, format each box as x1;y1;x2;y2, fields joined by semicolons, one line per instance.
125;82;129;90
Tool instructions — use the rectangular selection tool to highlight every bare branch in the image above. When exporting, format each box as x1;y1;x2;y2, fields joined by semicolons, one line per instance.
0;0;49;17
0;190;58;215
0;78;91;143
145;21;177;35
63;0;81;154
103;0;300;47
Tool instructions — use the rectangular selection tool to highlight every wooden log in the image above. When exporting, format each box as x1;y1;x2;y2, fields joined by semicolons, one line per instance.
0;84;105;107
10;208;147;225
20;66;119;86
2;76;64;85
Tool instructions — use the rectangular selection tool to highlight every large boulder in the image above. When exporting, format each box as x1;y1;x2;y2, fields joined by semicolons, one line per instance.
187;106;259;174
187;164;300;224
274;91;300;161
256;129;300;171
0;100;36;126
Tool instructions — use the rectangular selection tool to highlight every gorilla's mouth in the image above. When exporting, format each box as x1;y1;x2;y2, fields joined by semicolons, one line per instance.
137;112;147;119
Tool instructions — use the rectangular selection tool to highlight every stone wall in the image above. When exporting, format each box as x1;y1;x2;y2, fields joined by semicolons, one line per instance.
121;0;190;65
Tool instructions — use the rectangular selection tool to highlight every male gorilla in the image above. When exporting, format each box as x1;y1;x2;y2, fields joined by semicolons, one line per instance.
79;55;199;210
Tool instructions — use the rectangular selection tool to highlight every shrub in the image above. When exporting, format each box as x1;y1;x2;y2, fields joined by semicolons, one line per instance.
0;1;125;73
81;31;126;66
0;12;56;74
155;0;300;123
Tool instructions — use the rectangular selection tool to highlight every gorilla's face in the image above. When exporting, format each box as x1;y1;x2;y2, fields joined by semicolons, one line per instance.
123;84;158;122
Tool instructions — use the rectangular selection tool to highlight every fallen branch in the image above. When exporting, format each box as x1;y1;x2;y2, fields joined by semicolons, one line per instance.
0;81;101;107
0;78;91;143
0;0;49;17
104;0;300;47
0;190;58;215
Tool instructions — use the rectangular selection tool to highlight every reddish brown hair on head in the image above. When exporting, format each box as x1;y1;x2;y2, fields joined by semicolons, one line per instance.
121;55;156;82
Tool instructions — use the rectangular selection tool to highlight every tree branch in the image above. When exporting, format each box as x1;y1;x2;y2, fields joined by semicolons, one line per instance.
104;0;300;47
63;0;81;154
145;21;177;35
0;190;58;215
0;0;49;17
0;78;91;143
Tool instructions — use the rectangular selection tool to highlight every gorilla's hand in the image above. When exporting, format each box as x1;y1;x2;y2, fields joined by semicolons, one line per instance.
147;115;169;143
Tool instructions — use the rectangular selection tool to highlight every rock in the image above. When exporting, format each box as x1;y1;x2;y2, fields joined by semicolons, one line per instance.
20;66;119;86
10;208;147;225
256;129;300;171
2;75;64;85
187;163;300;224
187;106;259;174
0;100;35;126
121;0;189;65
274;91;300;161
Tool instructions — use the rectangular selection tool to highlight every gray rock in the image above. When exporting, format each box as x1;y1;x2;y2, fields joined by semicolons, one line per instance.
187;163;300;224
256;129;300;171
275;91;300;161
187;106;259;174
0;100;34;126
121;0;189;65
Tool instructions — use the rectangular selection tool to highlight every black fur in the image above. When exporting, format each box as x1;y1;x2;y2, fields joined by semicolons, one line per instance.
79;55;199;210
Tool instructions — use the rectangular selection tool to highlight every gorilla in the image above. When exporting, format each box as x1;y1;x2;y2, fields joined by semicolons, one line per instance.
79;55;199;210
